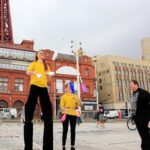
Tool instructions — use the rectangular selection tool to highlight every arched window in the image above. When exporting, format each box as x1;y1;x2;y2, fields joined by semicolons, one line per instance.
85;68;89;77
0;100;8;108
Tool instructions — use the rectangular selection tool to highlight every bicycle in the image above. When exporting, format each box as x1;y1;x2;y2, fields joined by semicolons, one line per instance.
127;115;137;131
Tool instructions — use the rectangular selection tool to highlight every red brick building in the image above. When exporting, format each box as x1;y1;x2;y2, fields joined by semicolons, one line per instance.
0;0;96;118
0;43;96;117
0;41;37;115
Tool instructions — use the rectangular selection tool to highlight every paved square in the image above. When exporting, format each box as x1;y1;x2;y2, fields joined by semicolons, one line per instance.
0;121;140;150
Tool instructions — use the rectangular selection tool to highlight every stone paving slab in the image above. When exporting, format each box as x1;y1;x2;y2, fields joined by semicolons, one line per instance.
0;122;141;150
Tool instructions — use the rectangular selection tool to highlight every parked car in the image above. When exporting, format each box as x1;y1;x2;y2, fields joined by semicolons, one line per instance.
104;110;118;119
0;108;11;119
0;108;17;119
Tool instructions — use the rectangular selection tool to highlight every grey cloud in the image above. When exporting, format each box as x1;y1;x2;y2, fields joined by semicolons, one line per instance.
10;0;150;59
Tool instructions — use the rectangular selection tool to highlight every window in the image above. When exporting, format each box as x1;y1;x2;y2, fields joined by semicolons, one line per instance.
85;68;89;77
101;63;105;67
0;48;10;57
74;81;78;94
24;51;36;61
65;80;71;85
86;86;89;93
0;77;8;92
47;83;50;93
99;79;102;83
14;79;24;91
0;63;27;71
56;79;63;93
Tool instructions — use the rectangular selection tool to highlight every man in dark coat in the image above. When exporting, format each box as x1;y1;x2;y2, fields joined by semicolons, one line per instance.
130;80;150;150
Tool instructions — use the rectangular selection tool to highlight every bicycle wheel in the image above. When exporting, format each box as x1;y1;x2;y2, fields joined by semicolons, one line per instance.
127;118;136;131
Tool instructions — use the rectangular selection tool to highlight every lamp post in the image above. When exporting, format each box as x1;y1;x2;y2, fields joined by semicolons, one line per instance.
75;50;80;98
71;41;85;99
92;56;99;109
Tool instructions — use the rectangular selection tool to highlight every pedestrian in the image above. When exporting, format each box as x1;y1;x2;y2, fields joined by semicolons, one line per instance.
99;102;105;128
76;106;82;126
60;83;81;150
96;102;105;128
20;106;25;123
130;80;150;150
24;50;53;150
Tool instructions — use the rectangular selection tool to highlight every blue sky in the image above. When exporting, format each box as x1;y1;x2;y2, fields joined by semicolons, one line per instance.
10;0;150;59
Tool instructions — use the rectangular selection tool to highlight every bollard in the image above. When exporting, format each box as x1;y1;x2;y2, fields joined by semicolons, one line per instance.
118;110;121;120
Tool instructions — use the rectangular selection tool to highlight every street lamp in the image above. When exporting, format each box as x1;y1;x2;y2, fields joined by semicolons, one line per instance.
71;41;86;99
92;56;99;109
